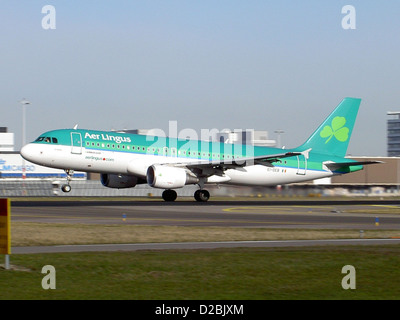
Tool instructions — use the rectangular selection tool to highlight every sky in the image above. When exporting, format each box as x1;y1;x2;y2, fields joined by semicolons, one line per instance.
1;1;400;156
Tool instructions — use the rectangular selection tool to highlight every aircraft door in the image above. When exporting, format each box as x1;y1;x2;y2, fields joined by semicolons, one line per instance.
71;132;82;154
296;154;307;175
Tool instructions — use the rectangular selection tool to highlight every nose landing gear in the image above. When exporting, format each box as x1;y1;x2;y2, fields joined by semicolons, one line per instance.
61;169;74;193
61;184;71;193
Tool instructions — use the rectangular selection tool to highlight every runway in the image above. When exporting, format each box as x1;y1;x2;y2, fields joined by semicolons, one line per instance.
10;199;400;253
11;199;400;229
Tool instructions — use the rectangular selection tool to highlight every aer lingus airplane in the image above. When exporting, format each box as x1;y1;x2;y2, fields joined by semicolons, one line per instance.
21;97;379;202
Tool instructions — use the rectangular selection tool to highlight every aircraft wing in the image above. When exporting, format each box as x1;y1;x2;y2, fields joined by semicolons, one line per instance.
171;152;302;178
185;152;301;168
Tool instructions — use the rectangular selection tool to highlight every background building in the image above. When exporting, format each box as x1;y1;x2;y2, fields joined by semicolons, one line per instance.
331;157;399;185
0;153;86;179
215;130;276;147
0;127;14;151
387;112;400;156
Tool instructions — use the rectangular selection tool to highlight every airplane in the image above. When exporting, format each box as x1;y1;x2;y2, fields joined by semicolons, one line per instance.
20;97;379;202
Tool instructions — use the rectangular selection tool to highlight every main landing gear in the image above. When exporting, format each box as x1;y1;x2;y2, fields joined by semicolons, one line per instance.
161;189;210;202
194;189;210;202
61;169;74;193
194;178;210;202
162;189;177;202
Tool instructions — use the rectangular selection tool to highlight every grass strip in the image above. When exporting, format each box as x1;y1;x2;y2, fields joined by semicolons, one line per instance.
11;222;400;246
1;246;400;300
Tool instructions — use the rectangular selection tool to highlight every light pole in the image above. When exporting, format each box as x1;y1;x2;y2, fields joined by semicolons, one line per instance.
20;99;30;179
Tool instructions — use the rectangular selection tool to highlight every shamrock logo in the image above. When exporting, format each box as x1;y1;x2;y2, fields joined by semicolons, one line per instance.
320;116;349;144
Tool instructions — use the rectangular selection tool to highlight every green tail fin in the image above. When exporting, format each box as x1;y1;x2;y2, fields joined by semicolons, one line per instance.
296;97;361;157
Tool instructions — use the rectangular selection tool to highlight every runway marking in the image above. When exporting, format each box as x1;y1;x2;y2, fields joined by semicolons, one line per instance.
223;206;293;213
223;204;400;215
223;206;332;213
371;205;400;209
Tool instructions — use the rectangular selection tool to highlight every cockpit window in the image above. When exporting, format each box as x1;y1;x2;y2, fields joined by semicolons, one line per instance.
35;136;58;143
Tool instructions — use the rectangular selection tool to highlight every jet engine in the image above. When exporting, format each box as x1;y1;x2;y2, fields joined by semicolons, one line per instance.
146;165;199;189
100;174;139;188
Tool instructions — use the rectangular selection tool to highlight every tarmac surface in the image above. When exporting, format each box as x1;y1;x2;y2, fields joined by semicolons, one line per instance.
11;199;400;229
10;199;400;253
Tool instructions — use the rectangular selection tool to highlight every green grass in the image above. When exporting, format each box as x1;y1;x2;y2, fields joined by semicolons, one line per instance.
2;246;400;300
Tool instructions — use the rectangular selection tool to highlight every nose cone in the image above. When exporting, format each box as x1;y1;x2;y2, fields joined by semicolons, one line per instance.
20;143;37;163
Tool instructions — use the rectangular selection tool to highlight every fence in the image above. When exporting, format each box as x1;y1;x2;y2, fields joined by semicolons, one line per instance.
0;180;199;197
1;179;392;198
0;180;283;198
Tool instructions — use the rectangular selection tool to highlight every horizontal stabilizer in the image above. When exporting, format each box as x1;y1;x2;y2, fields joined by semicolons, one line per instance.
324;160;383;171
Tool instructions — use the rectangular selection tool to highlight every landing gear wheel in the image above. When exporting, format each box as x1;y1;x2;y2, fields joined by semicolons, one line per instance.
162;189;177;202
61;184;71;193
194;189;210;202
61;169;74;193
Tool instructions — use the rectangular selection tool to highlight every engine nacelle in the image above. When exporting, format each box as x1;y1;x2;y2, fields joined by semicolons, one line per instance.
100;174;139;188
147;165;199;189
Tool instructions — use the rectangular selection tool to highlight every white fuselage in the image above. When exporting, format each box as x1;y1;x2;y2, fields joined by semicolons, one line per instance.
21;142;333;187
